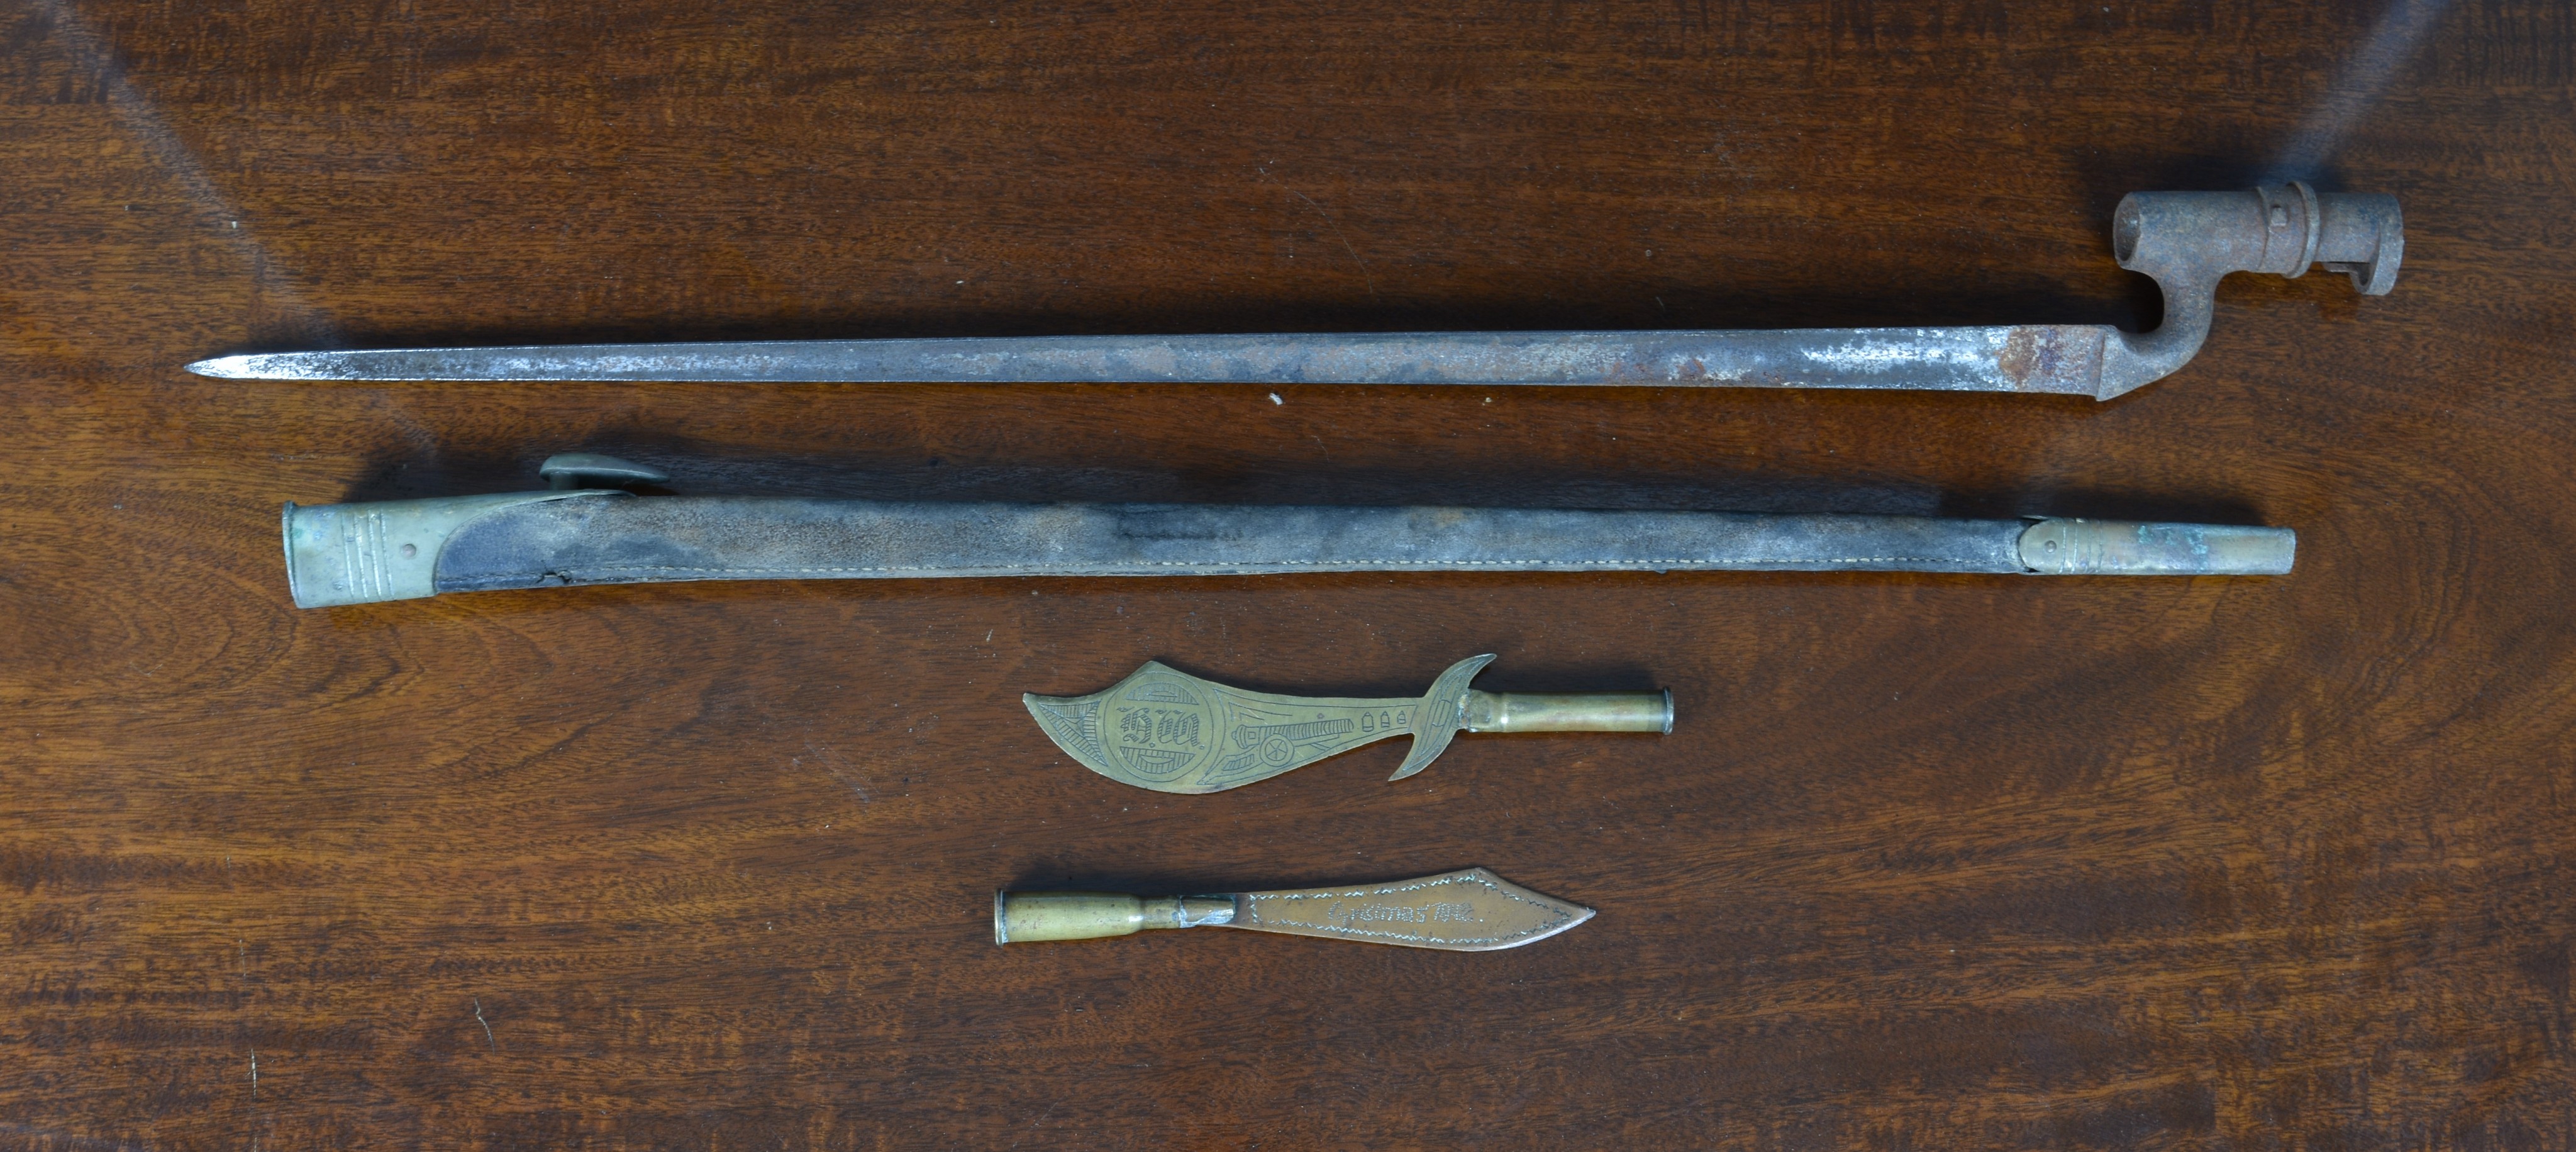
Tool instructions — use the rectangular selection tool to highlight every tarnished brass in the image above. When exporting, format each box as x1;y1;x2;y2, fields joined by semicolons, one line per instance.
2018;518;2295;574
994;868;1592;951
1023;655;1672;793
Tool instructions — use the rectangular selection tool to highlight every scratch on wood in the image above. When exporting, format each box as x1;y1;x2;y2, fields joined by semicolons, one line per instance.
806;739;872;803
1285;188;1380;302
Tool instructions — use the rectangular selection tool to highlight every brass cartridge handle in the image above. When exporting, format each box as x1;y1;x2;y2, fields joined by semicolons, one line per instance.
993;892;1235;943
1461;689;1672;734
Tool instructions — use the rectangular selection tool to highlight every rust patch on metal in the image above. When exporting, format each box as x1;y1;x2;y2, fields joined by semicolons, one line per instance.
1995;325;2107;393
1604;356;1663;383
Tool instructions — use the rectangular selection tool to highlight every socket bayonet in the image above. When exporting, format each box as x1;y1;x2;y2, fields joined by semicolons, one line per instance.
192;184;2400;400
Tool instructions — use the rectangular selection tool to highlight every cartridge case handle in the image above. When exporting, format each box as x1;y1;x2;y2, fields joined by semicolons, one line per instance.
1461;689;1673;734
994;892;1236;944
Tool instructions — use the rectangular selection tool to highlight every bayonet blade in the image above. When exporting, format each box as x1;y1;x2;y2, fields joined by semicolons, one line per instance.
187;328;2114;394
186;184;2402;400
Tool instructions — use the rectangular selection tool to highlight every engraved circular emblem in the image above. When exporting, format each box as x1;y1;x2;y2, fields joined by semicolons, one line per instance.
1106;670;1222;783
1258;734;1296;767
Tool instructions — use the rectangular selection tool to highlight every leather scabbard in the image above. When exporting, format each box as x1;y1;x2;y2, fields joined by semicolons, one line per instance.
280;489;2294;608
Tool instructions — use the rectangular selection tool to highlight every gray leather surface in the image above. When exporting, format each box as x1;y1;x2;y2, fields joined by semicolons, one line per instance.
432;497;2033;593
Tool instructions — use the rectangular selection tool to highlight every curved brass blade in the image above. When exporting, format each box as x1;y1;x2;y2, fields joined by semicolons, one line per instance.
1024;661;1430;793
1233;868;1593;951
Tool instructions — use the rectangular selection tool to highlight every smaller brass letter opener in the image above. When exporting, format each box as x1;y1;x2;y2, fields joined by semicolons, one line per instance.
1023;655;1670;793
995;868;1591;951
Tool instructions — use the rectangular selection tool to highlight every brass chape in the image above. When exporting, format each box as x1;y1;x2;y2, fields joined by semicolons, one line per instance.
2017;518;2295;576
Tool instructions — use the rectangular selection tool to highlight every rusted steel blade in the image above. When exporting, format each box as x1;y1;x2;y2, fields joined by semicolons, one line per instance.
189;184;2400;400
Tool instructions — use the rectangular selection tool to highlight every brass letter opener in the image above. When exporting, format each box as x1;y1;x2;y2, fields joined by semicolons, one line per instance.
995;868;1591;951
1023;655;1670;793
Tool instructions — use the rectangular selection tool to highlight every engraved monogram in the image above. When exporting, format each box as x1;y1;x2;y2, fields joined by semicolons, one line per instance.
1322;900;1484;927
1106;673;1216;781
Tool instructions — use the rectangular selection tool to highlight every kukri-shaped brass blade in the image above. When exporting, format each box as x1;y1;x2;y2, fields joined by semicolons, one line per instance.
1023;656;1671;793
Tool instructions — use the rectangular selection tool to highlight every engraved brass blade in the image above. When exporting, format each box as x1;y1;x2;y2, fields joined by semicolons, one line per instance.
1231;868;1593;951
992;868;1594;951
1023;656;1496;793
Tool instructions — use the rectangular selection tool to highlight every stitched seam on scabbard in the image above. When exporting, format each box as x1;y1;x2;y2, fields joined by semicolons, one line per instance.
560;557;1963;574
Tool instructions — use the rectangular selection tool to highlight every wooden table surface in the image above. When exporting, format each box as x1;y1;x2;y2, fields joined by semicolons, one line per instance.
6;1;2572;1147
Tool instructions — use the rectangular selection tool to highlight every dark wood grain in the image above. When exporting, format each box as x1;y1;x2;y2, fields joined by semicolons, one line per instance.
4;0;2573;1146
